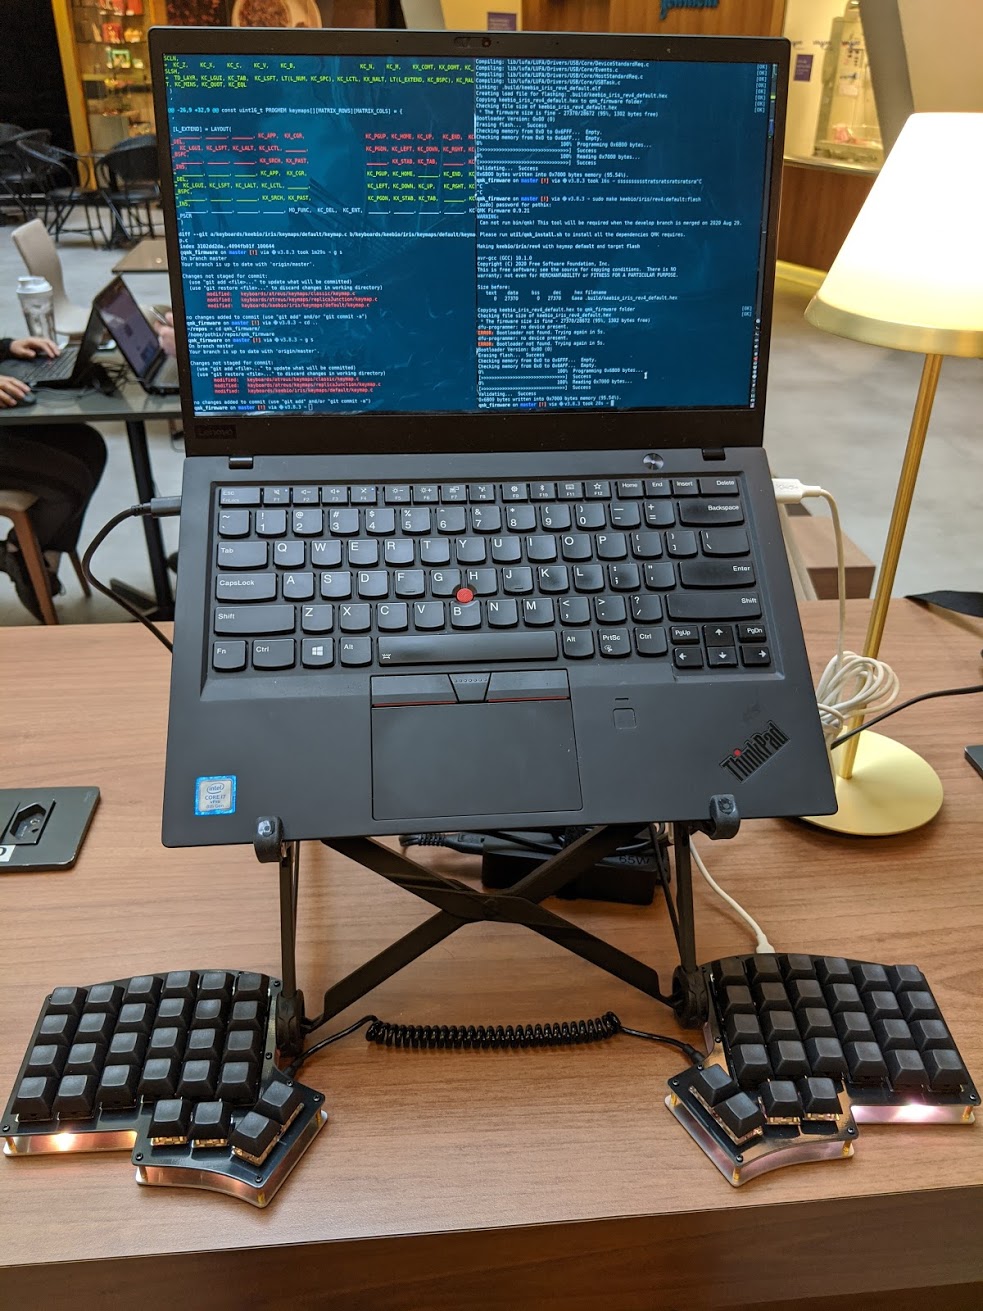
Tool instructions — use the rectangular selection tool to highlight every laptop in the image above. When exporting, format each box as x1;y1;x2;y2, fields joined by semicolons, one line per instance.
1;304;104;389
149;26;836;847
92;277;180;395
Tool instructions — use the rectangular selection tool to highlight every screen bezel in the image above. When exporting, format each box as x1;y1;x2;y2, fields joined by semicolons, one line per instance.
149;26;789;459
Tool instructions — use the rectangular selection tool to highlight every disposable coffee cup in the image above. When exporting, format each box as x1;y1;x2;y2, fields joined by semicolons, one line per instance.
17;276;56;341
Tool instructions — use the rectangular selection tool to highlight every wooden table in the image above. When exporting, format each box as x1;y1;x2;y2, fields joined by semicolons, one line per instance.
111;237;168;276
1;380;181;618
1;600;981;1309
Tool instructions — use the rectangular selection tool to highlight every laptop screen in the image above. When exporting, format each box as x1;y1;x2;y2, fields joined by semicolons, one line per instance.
152;30;787;452
94;278;163;380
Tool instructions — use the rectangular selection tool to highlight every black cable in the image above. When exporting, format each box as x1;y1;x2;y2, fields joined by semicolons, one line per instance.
286;1010;704;1075
81;501;179;653
830;682;983;749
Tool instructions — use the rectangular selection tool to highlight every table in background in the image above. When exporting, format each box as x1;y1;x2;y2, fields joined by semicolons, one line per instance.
0;600;981;1309
112;237;168;276
1;380;181;618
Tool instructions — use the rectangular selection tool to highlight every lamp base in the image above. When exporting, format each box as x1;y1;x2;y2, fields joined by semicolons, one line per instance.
802;732;943;836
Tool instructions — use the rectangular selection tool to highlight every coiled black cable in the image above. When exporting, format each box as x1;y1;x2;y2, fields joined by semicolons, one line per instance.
365;1012;621;1051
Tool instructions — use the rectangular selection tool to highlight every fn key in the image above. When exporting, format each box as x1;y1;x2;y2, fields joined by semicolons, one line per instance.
213;640;246;672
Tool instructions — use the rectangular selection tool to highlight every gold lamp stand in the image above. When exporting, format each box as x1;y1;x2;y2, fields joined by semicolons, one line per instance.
804;354;945;836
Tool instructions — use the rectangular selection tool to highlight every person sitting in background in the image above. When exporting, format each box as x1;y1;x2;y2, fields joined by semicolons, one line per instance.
155;310;176;358
0;335;107;622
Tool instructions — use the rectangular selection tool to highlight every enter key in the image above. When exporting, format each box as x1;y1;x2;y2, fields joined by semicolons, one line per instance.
679;559;756;588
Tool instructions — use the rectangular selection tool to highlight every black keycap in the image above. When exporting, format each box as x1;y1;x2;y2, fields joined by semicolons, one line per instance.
678;500;745;526
561;630;595;659
666;593;761;621
609;562;640;591
321;486;348;504
149;1097;192;1143
378;632;557;666
178;1059;218;1101
594;596;626;625
76;1011;114;1047
310;540;342;568
745;956;783;989
909;1019;952;1052
255;1074;304;1126
137;1059;178;1101
714;957;748;988
634;627;668;657
348;541;379;568
798;1008;837;1042
38;1013;74;1047
213;641;246;673
216;573;277;603
302;638;334;668
491;537;522;563
799;1076;841;1117
887;964;928;994
671;624;699;645
574;503;605;531
470;482;496;502
584;479;610;499
148;1026;185;1063
630;595;663;624
194;998;225;1028
702;622;733;646
117;1002;155;1035
225;1027;264;1064
598;630;630;658
571;564;603;593
643;500;674;528
665;530;697;558
301;604;333;634
923;1049;969;1092
452;600;483;629
691;1064;738;1107
872;1018;913;1051
383;485;411;505
217;542;268;570
672;478;698;496
293;487;319;505
25;1043;64;1079
805;1037;848;1077
292;508;323;537
190;1100;232;1145
835;1010;876;1045
256;508;287;537
393;569;425;599
14;1076;56;1121
253;639;294;671
218;509;250;536
610;504;641;529
365;508;396;535
107;1030;147;1066
596;533;627;561
84;983;124;1014
319;572;352;600
486;599;518;628
53;1073;97;1120
339;603;371;633
760;1079;801;1121
701;528;750;556
283;574;315;602
852;962;890;995
220;487;260;506
328;508;359;536
699;477;739;497
725;1013;764;1047
673;647;703;669
769;1040;810;1080
706;646;737;668
538;566;568;594
229;1000;263;1033
218;1059;260;1106
844;1041;889;1086
753;982;790;1014
737;622;767;643
885;1048;929;1090
782;954;817;981
352;485;377;505
214;606;295;636
681;561;756;591
276;540;308;568
64;1042;103;1078
644;562;676;590
761;1010;799;1044
230;1110;280;1164
631;532;662;559
47;986;86;1018
96;1062;140;1110
438;507;469;534
162;971;198;1002
262;487;290;505
730;1044;771;1088
716;1091;765;1141
644;478;670;497
186;1027;224;1063
559;535;590;562
788;979;826;1012
899;990;939;1023
339;638;372;666
815;957;852;987
538;505;569;532
865;990;903;1022
825;982;863;1015
525;535;556;563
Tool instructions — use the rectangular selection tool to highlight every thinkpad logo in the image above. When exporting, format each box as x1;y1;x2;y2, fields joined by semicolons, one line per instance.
720;721;789;782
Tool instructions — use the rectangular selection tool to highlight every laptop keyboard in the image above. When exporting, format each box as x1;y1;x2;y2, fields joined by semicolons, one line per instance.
3;347;79;385
210;476;772;676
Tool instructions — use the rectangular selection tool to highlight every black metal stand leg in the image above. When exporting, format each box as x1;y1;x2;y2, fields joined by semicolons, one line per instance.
122;420;174;620
669;826;707;1028
276;840;305;1055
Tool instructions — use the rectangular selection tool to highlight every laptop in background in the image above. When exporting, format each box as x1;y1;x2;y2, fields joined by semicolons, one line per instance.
150;27;836;847
93;277;180;395
1;305;104;389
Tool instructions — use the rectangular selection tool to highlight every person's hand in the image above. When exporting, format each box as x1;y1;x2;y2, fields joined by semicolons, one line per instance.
156;311;176;358
0;374;32;408
9;337;59;360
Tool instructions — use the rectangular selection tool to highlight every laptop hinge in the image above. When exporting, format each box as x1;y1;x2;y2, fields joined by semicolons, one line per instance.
228;456;254;470
701;448;726;461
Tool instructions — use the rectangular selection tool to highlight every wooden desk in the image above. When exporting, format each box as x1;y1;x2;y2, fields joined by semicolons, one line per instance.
1;601;981;1309
1;380;181;618
111;237;169;276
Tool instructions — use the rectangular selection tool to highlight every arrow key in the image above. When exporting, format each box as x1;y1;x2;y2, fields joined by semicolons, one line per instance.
707;645;737;667
703;623;734;645
741;645;772;667
673;647;704;669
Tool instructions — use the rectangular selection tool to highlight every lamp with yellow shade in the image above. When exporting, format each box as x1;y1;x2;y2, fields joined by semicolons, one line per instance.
803;112;983;836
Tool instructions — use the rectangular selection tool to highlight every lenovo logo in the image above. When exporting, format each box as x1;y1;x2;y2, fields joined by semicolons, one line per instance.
720;721;789;782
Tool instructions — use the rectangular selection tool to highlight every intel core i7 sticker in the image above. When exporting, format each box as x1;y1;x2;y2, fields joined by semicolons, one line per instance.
195;775;236;816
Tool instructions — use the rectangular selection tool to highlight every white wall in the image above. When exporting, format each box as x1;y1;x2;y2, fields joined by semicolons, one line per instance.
898;0;983;112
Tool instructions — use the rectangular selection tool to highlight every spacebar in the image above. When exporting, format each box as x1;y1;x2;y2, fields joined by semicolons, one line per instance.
378;632;558;665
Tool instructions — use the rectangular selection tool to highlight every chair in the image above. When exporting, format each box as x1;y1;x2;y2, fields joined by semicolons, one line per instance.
95;135;160;246
0;129;51;221
11;218;92;339
0;490;91;625
14;139;104;247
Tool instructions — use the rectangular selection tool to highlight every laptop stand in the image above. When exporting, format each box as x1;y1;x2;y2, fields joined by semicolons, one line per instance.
253;797;741;1057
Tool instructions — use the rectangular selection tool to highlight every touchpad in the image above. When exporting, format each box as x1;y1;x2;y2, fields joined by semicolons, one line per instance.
371;694;582;822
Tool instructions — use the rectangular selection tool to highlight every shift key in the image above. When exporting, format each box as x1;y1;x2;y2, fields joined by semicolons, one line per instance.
214;604;295;635
666;593;761;621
